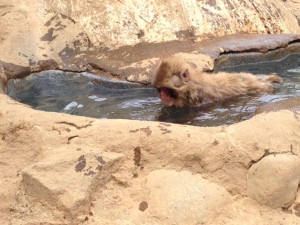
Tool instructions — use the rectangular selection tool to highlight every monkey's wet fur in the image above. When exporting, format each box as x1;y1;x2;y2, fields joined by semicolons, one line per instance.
152;56;283;107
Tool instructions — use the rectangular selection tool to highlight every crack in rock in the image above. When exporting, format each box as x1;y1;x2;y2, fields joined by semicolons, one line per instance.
55;121;93;130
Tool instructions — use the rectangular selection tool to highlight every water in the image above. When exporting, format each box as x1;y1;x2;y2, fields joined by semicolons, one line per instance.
7;52;300;126
7;71;161;121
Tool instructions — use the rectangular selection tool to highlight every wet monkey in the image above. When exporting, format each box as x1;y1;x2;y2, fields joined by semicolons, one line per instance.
152;56;282;107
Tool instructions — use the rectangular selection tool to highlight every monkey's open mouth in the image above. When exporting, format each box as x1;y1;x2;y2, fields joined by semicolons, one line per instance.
157;87;178;106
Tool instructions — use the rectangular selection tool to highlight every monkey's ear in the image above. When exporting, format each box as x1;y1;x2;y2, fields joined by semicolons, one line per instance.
180;68;190;82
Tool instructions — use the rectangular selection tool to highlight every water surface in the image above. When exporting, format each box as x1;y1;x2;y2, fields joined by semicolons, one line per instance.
7;52;300;126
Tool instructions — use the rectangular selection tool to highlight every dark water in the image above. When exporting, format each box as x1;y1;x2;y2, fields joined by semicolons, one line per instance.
7;52;300;126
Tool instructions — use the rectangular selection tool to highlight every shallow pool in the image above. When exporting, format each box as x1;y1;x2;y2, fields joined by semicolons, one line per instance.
7;51;300;126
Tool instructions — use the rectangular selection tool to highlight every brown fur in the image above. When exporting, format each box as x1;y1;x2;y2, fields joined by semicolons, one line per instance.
152;56;283;107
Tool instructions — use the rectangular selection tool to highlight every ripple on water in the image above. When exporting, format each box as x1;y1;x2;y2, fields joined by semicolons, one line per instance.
63;101;84;111
88;95;107;102
119;98;161;109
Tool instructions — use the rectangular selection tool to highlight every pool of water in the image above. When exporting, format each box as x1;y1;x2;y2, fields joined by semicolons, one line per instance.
7;51;300;126
7;71;161;121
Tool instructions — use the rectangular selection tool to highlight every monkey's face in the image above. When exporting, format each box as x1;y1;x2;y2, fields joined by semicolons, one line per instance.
152;60;191;107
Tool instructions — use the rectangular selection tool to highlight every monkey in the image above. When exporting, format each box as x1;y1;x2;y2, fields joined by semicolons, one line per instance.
152;56;283;107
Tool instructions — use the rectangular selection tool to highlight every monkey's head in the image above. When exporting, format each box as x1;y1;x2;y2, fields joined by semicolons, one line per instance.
152;56;200;107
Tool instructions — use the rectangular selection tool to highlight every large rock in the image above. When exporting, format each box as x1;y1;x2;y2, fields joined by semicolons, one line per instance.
146;170;231;224
47;0;300;48
1;93;300;224
22;150;124;220
247;154;300;208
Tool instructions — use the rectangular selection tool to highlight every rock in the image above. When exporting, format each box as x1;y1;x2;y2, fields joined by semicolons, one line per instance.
172;52;214;71
126;73;151;84
1;0;300;223
147;170;231;224
47;0;300;48
255;97;300;114
284;0;300;25
198;34;300;59
1;93;300;224
124;58;159;84
22;149;124;219
1;0;300;86
210;197;300;225
247;154;300;208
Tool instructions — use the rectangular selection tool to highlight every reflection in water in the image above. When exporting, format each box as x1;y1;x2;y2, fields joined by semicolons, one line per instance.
6;52;300;126
157;97;256;126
